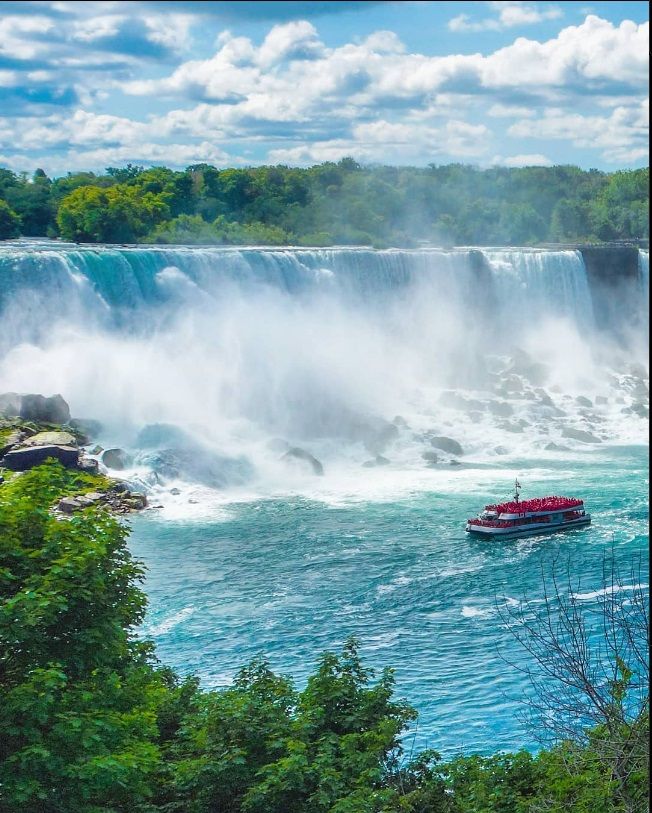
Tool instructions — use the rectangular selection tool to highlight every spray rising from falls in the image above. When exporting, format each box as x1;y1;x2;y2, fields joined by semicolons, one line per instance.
0;242;648;502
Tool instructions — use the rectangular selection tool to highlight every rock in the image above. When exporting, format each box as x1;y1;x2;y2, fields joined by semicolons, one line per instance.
170;487;181;495
544;442;570;451
392;415;408;428
0;429;23;457
630;379;649;399
449;459;462;466
486;400;513;417
362;455;390;467
140;447;253;488
108;481;130;494
78;457;99;474
575;396;593;408
630;403;649;418
595;395;608;405
125;493;147;509
534;388;554;407
19;393;70;424
561;427;602;443
500;421;524;433
22;431;77;448
79;491;105;504
0;392;21;417
422;450;439;466
493;446;508;455
282;447;324;476
428;436;464;456
102;448;132;470
90;445;104;456
58;497;83;514
3;444;79;471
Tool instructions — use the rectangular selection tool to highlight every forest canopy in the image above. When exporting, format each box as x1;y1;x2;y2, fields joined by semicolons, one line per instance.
0;160;648;246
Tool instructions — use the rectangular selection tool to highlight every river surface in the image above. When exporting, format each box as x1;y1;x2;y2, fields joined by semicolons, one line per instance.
131;446;648;755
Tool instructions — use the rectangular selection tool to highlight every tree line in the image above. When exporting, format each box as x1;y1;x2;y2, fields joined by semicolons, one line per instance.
0;462;648;812
0;160;648;247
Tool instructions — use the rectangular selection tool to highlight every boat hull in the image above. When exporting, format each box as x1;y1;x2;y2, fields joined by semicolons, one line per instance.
466;515;591;539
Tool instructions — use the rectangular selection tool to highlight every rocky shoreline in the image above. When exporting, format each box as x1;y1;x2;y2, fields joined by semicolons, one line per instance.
0;391;147;515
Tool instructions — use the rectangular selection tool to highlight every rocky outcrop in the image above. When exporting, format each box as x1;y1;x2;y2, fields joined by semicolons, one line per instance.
102;448;133;470
428;435;464;456
57;485;147;515
561;427;602;443
19;393;71;424
362;455;390;467
3;443;80;471
282;447;324;476
22;430;78;448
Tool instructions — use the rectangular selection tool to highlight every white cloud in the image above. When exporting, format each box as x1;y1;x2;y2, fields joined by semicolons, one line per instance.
508;99;649;163
449;2;562;32
0;10;647;172
493;152;553;166
488;103;536;117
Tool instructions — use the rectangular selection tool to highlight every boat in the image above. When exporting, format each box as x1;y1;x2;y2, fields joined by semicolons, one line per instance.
466;479;591;538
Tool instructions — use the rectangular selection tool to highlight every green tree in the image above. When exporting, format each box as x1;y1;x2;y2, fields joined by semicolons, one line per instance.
0;463;165;812
0;199;21;238
57;184;169;242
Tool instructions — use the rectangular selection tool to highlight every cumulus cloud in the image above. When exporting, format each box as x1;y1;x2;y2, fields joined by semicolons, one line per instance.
508;99;649;163
0;7;647;172
449;1;563;33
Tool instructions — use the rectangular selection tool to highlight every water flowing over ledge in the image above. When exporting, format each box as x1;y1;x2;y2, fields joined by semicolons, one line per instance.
0;242;648;505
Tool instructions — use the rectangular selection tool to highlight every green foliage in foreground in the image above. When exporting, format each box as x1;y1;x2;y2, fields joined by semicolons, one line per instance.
0;161;648;246
0;463;648;812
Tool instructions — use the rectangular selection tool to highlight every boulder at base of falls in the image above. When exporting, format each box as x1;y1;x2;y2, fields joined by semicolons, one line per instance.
140;447;254;488
544;442;570;451
575;396;593;408
3;444;79;471
362;455;390;467
282;447;324;476
428;436;464;456
595;395;609;405
19;393;71;424
102;448;133;470
421;450;439;466
561;427;602;443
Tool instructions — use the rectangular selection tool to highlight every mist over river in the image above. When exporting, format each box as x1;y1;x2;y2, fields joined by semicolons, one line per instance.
0;241;648;753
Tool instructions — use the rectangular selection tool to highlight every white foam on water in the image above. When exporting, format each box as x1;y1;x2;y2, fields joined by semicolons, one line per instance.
572;582;649;601
144;606;195;636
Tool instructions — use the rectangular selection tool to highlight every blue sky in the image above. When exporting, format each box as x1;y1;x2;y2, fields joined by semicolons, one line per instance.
0;1;648;175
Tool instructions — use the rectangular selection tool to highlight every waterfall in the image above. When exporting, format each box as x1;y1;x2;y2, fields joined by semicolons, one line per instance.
0;240;647;492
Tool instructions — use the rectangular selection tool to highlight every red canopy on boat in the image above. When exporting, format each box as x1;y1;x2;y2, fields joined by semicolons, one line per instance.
485;496;583;514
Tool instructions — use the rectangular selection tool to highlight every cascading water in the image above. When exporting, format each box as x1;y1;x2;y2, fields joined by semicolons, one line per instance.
0;240;648;499
0;239;648;755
